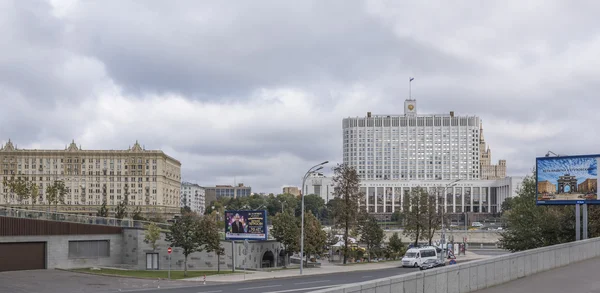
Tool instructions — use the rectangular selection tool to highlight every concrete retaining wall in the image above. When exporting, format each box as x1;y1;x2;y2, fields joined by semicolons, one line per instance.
0;234;123;269
122;228;283;271
384;230;501;244
313;237;600;293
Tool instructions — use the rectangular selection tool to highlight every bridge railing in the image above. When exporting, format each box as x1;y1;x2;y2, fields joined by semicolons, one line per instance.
0;206;171;230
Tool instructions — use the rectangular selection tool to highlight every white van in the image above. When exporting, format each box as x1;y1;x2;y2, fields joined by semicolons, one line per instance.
401;247;438;267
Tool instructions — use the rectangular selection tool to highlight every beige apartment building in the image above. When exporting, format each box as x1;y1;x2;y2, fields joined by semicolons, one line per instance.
0;139;181;217
282;186;300;196
537;180;557;194
479;124;507;180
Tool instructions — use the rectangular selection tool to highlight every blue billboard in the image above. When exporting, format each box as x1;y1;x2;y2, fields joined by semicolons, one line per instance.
536;154;599;205
224;210;268;240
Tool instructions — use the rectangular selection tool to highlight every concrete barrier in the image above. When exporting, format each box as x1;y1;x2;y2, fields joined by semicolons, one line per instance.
312;237;600;293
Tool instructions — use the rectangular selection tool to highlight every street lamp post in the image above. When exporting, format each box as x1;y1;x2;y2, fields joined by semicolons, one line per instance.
440;179;461;262
300;161;328;275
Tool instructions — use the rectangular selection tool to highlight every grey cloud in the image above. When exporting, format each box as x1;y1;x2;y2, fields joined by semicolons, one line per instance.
65;0;486;101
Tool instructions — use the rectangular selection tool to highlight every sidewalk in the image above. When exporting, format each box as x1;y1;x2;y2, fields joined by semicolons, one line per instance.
185;252;490;283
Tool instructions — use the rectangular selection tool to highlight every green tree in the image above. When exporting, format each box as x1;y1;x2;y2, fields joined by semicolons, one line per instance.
501;197;514;215
303;211;327;264
388;232;405;259
115;185;129;219
331;163;363;264
423;193;442;245
46;180;67;213
359;215;385;262
97;200;109;217
296;194;325;220
391;210;404;224
181;206;192;214
144;222;162;251
13;178;30;205
132;206;145;220
165;212;202;276
200;215;225;272
115;201;128;219
403;188;428;246
499;175;575;252
28;182;39;209
271;211;300;266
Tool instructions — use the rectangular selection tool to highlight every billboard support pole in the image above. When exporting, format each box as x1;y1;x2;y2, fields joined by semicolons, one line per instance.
583;204;588;240
576;204;581;241
231;241;235;273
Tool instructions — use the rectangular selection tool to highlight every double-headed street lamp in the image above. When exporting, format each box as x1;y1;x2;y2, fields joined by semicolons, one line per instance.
439;179;461;262
300;160;328;275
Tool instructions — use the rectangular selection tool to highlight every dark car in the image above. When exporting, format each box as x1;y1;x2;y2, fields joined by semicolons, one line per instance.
419;259;445;270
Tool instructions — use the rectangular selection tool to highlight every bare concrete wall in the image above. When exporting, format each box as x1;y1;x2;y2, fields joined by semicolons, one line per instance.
0;234;123;269
313;237;600;293
122;228;283;271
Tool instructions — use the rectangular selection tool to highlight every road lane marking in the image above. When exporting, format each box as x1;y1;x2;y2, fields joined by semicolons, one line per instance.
264;285;338;293
240;284;282;290
293;280;331;285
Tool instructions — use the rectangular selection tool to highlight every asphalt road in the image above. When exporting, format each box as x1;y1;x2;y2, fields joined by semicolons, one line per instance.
121;266;421;293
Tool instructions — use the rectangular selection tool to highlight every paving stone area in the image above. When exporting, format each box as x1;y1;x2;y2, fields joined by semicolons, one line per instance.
0;270;197;293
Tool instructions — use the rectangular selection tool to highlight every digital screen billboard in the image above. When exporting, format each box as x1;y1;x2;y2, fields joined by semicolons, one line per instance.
224;210;268;240
536;155;599;205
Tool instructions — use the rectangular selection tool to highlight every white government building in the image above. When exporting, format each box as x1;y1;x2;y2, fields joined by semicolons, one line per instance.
304;99;523;215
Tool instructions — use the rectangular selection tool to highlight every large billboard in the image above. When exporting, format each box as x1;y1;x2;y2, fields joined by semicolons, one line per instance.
224;210;268;240
536;155;599;205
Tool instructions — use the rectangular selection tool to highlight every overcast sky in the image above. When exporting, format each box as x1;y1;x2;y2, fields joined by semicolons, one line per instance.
1;0;599;193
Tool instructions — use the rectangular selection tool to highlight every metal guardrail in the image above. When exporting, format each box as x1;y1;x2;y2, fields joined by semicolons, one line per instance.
0;206;171;230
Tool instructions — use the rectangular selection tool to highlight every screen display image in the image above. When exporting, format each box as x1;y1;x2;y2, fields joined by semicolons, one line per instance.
224;210;268;240
536;155;599;205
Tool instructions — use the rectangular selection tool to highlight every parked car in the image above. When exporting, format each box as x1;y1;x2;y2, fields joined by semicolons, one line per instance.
419;259;445;270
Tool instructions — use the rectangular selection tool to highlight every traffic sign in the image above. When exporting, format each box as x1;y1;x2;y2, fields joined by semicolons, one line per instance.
167;247;172;254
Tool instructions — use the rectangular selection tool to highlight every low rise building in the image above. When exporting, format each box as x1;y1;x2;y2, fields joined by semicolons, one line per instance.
304;176;524;215
282;186;300;196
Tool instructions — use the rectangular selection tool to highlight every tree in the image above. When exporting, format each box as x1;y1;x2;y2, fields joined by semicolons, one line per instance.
271;211;300;266
303;211;327;264
13;178;30;205
403;187;428;246
359;215;385;262
331;163;362;264
391;210;404;224
165;212;202;276
501;197;514;215
115;186;129;219
144;222;161;251
46;180;67;213
97;200;109;217
181;206;192;214
115;200;128;219
423;194;442;245
200;215;225;272
499;174;575;252
28;182;39;209
388;232;405;259
295;194;325;220
132;206;145;220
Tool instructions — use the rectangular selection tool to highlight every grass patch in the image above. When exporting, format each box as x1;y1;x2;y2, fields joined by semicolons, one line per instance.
71;268;235;280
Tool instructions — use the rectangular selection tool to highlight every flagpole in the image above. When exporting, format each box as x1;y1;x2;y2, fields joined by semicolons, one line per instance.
409;78;411;99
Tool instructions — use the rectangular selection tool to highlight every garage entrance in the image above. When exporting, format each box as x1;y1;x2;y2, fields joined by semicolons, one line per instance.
0;242;46;272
